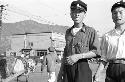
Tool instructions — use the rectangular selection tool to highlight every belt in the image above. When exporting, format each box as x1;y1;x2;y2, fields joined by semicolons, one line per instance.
109;59;125;64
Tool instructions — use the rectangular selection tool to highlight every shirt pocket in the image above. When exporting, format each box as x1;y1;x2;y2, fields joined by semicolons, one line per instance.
75;41;87;53
76;40;89;53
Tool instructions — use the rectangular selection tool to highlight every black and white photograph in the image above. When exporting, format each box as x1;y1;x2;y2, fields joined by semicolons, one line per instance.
0;0;125;82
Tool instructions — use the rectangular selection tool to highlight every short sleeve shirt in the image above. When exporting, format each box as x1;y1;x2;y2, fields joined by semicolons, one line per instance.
64;24;99;57
101;29;125;61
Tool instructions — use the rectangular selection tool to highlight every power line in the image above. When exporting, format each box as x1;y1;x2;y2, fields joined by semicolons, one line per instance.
1;1;55;25
6;5;55;25
37;1;68;17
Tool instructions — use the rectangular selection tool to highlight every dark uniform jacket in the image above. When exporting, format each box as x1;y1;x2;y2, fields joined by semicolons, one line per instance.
64;24;99;57
62;24;99;82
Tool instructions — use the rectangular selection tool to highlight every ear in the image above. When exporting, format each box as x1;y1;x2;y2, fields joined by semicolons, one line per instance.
83;12;86;18
70;12;73;18
70;11;72;16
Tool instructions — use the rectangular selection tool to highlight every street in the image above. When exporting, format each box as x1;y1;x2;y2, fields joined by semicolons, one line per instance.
9;63;61;82
8;62;105;82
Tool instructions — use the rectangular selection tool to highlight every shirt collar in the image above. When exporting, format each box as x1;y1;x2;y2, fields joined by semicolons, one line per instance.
70;23;86;32
114;28;125;35
81;25;86;32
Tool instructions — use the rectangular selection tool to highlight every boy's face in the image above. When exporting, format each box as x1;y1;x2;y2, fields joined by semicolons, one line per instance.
70;10;86;24
112;7;125;25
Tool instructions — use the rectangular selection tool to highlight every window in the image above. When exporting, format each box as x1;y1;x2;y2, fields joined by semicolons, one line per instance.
36;50;47;57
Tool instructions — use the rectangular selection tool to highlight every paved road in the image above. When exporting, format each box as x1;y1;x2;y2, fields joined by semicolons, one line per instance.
7;62;105;82
9;63;60;82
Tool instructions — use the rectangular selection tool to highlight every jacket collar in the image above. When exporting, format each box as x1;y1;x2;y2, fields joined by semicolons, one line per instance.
70;23;86;33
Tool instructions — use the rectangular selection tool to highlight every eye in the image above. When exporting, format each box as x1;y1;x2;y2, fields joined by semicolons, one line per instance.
119;11;123;14
112;12;117;15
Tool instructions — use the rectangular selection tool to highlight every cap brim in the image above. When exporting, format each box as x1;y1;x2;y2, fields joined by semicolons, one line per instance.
71;8;86;13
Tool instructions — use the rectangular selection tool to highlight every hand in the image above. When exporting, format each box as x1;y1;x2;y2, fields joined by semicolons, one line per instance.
66;54;81;65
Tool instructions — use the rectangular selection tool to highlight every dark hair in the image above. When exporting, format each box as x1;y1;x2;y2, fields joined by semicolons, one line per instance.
48;47;55;52
111;1;125;12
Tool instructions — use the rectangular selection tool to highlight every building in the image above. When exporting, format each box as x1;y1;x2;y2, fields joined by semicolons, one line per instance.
2;20;68;57
9;32;65;57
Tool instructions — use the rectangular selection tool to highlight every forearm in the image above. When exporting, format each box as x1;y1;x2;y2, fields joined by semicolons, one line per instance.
66;51;97;65
78;51;97;59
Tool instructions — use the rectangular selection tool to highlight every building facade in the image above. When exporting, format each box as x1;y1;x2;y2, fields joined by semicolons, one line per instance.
7;32;65;57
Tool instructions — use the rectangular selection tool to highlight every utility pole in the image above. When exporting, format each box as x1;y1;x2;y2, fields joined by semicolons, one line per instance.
0;4;6;41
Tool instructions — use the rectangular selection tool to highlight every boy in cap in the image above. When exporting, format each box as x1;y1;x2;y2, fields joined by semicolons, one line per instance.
95;1;125;82
42;47;60;82
59;0;99;82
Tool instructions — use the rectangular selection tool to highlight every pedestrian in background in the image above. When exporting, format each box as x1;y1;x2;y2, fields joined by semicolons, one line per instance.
42;47;60;82
95;1;125;82
58;0;100;82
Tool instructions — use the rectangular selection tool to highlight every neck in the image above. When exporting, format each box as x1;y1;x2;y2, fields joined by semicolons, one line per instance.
74;22;83;28
115;23;125;31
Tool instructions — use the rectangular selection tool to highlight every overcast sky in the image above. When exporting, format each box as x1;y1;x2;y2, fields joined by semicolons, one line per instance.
0;0;122;35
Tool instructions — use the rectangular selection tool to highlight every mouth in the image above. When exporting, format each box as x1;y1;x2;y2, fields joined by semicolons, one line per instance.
74;19;79;21
74;17;79;20
116;19;121;21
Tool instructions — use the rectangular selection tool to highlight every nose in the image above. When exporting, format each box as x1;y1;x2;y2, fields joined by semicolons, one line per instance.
116;12;121;18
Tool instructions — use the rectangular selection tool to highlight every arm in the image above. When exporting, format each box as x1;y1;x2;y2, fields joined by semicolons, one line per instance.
66;51;96;65
88;29;100;58
79;51;96;59
78;29;100;58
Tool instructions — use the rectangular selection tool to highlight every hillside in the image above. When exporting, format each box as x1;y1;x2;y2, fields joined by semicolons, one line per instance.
1;20;69;36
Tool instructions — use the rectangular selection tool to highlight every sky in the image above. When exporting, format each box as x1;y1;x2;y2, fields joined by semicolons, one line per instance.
0;0;122;35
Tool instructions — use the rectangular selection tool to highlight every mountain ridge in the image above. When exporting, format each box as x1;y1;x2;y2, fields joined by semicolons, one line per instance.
1;20;69;36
